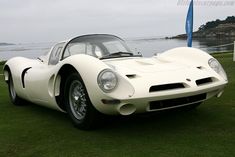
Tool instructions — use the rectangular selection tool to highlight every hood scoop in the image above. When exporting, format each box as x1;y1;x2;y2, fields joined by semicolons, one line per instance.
135;59;156;65
105;57;187;74
126;74;137;79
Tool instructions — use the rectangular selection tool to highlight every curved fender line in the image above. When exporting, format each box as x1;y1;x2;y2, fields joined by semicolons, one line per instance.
21;67;32;88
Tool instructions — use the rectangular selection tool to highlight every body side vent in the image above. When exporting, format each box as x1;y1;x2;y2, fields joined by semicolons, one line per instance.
21;67;32;88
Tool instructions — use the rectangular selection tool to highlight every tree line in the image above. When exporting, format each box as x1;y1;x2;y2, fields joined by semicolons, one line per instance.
198;16;235;31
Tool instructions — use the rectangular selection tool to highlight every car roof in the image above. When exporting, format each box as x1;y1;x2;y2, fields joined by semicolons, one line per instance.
58;34;124;45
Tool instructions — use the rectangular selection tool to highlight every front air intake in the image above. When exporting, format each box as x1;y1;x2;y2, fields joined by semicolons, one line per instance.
196;77;213;86
149;83;185;92
149;93;207;110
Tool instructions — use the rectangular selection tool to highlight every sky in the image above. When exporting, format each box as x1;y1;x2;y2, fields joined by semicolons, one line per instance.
0;0;234;43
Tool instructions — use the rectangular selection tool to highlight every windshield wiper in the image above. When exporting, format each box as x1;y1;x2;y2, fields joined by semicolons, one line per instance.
100;52;134;59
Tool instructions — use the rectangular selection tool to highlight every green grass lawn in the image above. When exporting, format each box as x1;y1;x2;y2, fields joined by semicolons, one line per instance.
0;53;235;157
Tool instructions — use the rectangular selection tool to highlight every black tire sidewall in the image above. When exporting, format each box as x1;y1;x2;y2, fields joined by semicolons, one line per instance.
8;73;23;105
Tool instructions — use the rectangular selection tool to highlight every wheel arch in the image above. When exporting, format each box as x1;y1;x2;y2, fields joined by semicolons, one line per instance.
3;64;11;83
55;64;78;111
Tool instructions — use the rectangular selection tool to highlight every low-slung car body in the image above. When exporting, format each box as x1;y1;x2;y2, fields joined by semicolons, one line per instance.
3;34;228;129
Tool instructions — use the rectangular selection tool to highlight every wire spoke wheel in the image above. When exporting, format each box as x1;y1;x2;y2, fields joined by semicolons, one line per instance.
69;80;87;120
65;73;101;130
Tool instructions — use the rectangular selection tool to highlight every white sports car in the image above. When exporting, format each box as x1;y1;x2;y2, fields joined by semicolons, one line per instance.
3;34;228;129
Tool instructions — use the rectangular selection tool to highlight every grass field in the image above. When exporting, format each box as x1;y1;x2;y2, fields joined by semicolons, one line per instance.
0;53;235;157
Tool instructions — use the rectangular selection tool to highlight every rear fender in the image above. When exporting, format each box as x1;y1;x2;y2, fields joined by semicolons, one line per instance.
3;57;38;99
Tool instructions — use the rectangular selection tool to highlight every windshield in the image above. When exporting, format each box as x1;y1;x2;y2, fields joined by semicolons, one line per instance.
63;34;140;59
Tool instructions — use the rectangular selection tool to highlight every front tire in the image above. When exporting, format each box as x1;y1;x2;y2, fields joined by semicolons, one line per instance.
64;73;100;130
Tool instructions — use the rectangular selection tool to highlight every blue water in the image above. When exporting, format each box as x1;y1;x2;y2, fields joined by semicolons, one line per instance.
0;38;234;61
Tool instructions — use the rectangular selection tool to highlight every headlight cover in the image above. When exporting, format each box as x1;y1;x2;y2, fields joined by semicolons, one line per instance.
208;58;227;81
97;69;118;92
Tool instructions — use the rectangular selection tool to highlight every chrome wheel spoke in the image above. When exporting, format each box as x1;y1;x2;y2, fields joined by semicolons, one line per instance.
69;80;87;120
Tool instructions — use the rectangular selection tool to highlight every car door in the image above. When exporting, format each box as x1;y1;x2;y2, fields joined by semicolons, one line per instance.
24;43;64;108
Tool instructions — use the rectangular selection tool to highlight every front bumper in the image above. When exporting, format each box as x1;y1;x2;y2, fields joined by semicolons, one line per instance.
94;79;227;115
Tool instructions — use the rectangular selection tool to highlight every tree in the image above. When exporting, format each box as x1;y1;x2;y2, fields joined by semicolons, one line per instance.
225;16;235;23
198;16;235;31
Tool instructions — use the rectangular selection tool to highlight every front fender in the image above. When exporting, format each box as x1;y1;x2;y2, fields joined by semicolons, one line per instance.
157;47;213;67
60;55;135;114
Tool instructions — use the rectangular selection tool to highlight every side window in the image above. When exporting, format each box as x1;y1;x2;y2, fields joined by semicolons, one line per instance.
49;44;63;65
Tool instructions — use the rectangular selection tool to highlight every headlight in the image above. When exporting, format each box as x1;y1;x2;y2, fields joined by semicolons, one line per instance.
97;69;118;92
208;58;227;81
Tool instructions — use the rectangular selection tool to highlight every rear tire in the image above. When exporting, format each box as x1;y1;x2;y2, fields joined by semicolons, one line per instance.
8;73;24;105
64;73;100;130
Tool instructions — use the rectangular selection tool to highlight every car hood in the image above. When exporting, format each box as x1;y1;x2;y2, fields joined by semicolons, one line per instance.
103;57;189;75
102;57;218;97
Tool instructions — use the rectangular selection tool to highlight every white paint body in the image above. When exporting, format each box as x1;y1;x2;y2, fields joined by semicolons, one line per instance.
3;39;228;116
